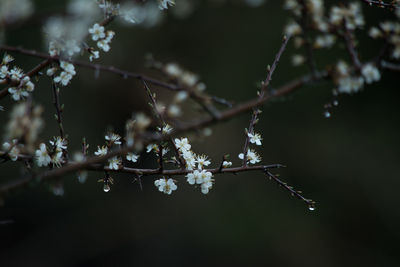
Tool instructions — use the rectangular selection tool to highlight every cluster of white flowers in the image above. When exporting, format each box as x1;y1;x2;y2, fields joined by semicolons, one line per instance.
330;2;364;30
165;137;214;194
314;34;336;49
88;23;115;61
44;17;86;58
94;132;123;170
146;143;170;156
335;60;381;94
238;130;262;164
126;152;139;162
361;63;381;84
186;169;214;194
369;21;400;59
52;61;76;86
284;0;327;32
2;139;20;161
238;149;261;164
5;102;44;152
35;136;67;168
284;0;336;67
35;143;51;167
248;132;262;146
1;54;36;101
154;177;177;194
159;62;208;118
163;62;206;91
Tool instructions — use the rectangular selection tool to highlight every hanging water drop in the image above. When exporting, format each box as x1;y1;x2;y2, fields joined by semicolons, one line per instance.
333;100;339;106
324;111;331;118
308;205;315;211
103;183;111;193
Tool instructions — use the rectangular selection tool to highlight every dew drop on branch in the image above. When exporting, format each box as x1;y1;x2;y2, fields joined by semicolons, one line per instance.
103;184;111;193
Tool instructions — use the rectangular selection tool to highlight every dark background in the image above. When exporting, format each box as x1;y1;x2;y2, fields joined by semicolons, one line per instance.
1;1;399;266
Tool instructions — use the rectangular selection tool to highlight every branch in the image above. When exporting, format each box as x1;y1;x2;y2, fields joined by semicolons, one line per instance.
265;170;315;209
361;0;400;9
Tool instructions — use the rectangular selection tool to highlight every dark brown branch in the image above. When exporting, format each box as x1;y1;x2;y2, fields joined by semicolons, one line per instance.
361;0;400;9
0;71;325;194
51;79;65;139
342;26;362;71
261;35;291;95
381;60;400;72
242;110;260;167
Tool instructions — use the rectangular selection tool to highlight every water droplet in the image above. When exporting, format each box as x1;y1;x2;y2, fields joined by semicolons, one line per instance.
324;111;331;118
308;205;315;211
103;184;111;193
333;100;339;106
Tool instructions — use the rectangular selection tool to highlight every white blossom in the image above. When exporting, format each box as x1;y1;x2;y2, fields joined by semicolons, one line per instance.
248;132;262;146
167;104;182;117
201;175;213;194
53;71;72;86
238;149;261;164
51;151;64;167
369;27;382;39
175;137;191;152
0;65;8;79
108;156;121;170
105;133;122;145
174;91;188;102
49;136;67;151
2;140;19;161
8;66;23;82
222;161;232;168
97;39;110;52
35;143;51;167
88;23;105;41
182;150;196;170
284;21;302;36
46;67;57;76
89;50;99;62
126;152;139;162
314;35;336;49
361;64;381;84
2;53;14;64
338;76;364;94
292;54;305;66
8;87;29;101
60;61;76;75
154;178;177;194
196;155;211;169
94;145;108;156
164;63;182;78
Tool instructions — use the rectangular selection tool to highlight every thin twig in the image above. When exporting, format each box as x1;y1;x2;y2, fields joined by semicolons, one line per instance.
361;0;400;9
342;25;362;71
51;79;65;139
265;170;315;209
142;79;186;168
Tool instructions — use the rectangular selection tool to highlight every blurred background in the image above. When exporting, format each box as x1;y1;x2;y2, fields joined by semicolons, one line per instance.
1;0;400;266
